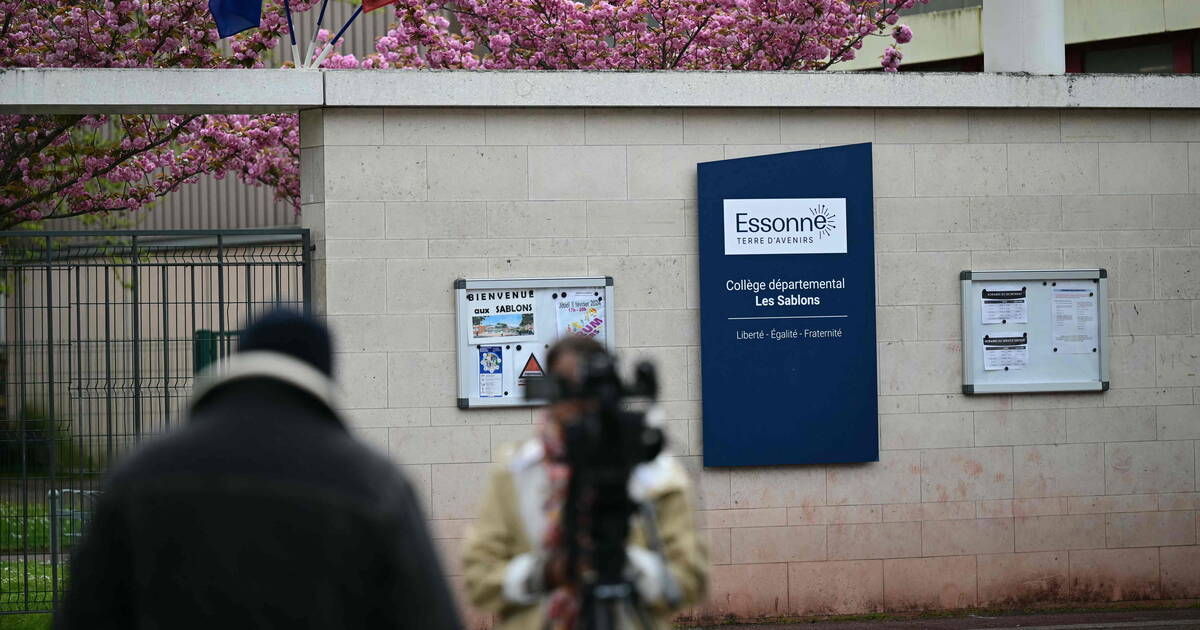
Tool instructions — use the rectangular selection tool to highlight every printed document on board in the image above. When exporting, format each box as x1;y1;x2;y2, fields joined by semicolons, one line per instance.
983;333;1029;371
980;285;1028;325
1051;281;1098;354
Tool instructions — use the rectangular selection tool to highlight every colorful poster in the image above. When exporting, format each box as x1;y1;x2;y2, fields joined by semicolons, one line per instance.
478;346;503;398
556;290;605;338
467;289;537;343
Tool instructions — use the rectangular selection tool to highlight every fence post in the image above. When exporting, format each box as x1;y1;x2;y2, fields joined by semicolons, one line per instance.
15;252;30;607
161;265;170;430
44;239;59;607
131;235;142;442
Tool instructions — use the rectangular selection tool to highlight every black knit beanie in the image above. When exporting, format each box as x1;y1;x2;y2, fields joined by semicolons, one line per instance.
238;309;334;377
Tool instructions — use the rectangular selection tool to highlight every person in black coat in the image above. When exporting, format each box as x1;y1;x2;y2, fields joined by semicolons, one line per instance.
56;310;462;630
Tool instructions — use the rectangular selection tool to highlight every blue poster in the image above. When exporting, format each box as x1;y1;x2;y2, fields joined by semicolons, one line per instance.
698;144;878;466
478;346;503;398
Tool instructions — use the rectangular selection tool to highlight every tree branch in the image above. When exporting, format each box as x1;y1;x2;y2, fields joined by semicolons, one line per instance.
0;116;86;188
817;4;901;71
1;7;13;41
670;13;713;69
1;114;203;218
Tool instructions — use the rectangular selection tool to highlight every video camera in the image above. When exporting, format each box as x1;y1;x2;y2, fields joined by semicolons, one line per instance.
525;351;663;469
525;352;673;630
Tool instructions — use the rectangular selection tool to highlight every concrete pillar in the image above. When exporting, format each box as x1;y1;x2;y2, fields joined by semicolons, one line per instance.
982;0;1065;74
298;108;328;318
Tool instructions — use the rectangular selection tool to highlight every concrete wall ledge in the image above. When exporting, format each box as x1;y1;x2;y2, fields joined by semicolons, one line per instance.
0;68;324;114
4;67;1200;114
326;70;1200;109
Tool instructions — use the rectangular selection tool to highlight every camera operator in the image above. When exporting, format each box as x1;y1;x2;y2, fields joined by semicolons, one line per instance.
462;336;708;630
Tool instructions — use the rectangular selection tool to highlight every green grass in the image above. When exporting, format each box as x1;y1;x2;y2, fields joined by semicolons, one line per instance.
0;561;67;616
0;504;82;554
0;501;83;621
0;613;52;630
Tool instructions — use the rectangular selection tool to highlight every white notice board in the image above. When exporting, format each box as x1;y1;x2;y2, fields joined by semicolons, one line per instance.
455;277;615;408
961;269;1109;395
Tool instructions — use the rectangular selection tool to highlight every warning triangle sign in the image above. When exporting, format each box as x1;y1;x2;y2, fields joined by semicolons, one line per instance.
518;354;544;385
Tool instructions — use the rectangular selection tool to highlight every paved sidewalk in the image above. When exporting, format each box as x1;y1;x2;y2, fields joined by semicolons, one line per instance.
691;607;1200;630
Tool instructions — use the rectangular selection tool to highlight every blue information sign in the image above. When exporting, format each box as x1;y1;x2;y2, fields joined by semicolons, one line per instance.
698;144;878;466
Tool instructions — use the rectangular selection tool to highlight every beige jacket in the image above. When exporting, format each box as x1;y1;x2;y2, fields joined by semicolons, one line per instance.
462;439;708;630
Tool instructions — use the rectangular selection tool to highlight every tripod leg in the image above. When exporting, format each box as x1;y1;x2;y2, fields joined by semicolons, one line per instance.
591;596;610;630
636;501;682;609
621;594;658;630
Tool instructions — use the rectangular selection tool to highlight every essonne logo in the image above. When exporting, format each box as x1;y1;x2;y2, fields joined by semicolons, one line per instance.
723;198;848;255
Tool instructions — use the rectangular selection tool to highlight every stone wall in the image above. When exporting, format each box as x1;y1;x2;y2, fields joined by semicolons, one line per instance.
299;105;1200;624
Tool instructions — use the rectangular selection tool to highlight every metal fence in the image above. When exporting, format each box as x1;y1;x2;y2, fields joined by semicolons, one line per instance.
0;229;311;614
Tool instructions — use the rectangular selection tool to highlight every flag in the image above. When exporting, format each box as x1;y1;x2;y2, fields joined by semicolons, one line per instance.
209;0;264;38
309;4;362;67
362;0;398;12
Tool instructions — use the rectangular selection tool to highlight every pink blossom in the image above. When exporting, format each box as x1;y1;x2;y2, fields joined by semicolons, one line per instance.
1;0;925;227
881;45;902;72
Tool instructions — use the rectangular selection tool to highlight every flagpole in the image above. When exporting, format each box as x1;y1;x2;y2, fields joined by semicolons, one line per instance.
283;0;300;68
308;4;362;68
303;0;331;67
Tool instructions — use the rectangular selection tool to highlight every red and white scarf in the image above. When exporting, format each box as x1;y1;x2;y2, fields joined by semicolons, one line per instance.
539;414;580;630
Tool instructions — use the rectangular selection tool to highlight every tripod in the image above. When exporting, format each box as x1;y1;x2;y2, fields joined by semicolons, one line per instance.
580;581;656;630
536;355;672;630
570;500;683;630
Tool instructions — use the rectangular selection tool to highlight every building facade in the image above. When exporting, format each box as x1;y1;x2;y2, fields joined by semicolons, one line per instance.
292;72;1200;625
4;20;1200;625
845;0;1200;73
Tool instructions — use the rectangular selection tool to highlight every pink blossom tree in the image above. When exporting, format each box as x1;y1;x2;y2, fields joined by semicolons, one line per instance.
1;0;921;229
0;0;314;228
322;0;924;71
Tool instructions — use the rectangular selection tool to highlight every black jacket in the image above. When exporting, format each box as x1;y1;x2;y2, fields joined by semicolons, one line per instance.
57;352;462;630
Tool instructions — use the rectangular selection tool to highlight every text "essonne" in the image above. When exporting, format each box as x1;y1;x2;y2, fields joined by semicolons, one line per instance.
735;212;828;233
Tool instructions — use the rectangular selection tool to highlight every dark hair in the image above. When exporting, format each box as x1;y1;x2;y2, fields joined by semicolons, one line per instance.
238;309;334;376
546;335;608;377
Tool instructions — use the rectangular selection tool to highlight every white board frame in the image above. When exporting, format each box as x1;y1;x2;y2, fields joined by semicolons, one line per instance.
455;276;615;409
961;269;1109;395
